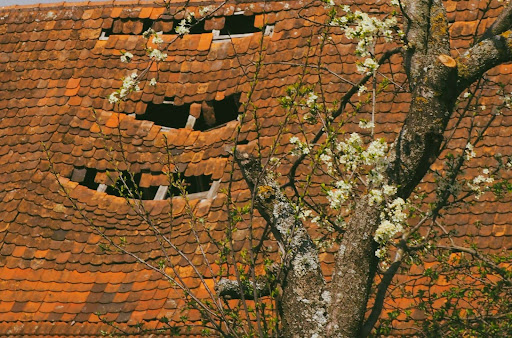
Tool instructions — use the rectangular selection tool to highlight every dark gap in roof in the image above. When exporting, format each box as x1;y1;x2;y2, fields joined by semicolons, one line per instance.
140;185;160;200
167;173;183;198
71;167;212;200
237;139;249;145
177;17;207;34
80;168;99;190
100;18;153;38
142;18;154;34
220;15;259;35
105;171;142;198
150;15;207;34
137;99;191;129
99;26;114;39
166;174;213;198
186;174;212;194
100;15;260;38
214;93;241;125
194;94;241;131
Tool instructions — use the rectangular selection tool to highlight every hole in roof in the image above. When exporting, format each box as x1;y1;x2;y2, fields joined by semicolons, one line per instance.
100;18;154;39
177;17;207;34
142;19;154;34
99;14;266;40
71;167;100;190
105;171;143;198
99;27;113;40
137;98;191;129
220;14;259;35
166;174;213;198
194;94;241;131
140;185;160;200
72;167;215;200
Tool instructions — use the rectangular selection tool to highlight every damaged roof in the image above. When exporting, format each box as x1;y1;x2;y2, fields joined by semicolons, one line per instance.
0;0;510;335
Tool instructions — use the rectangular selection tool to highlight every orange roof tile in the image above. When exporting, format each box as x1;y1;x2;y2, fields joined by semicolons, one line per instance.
0;0;510;336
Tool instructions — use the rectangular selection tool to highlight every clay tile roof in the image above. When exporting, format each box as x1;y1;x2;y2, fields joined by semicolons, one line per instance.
0;0;510;336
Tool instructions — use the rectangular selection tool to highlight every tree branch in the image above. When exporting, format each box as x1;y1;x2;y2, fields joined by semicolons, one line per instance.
436;245;512;286
215;279;271;300
478;2;512;41
457;30;512;91
234;151;327;337
402;0;450;83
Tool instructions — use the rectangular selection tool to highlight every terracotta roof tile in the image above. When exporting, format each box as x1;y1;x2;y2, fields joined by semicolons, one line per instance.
0;0;510;335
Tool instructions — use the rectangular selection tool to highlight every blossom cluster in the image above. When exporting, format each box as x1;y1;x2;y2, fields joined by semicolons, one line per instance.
465;143;476;161
328;4;400;74
309;132;391;213
289;136;311;156
467;168;494;199
175;12;196;35
374;197;407;245
142;28;168;62
120;51;133;63
108;71;140;104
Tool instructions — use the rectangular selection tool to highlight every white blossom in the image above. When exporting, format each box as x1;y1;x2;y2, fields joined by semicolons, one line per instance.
149;48;167;61
306;92;318;106
108;92;119;104
465;142;476;160
149;78;157;86
175;19;190;35
152;31;164;45
369;189;383;205
375;247;385;258
467;169;494;199
120;51;133;63
362;139;388;165
357;58;379;74
327;181;352;209
199;6;213;17
374;220;402;243
359;120;374;129
142;28;155;39
382;184;397;196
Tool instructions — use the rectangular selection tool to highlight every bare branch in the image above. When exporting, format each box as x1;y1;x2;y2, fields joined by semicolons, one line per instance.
479;2;512;41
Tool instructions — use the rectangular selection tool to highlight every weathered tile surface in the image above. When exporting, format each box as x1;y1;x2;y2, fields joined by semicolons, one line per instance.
0;0;510;335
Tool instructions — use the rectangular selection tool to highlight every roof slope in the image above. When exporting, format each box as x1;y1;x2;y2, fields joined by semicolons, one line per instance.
0;0;510;336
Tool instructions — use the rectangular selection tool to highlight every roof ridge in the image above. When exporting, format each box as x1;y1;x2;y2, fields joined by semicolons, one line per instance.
0;0;226;11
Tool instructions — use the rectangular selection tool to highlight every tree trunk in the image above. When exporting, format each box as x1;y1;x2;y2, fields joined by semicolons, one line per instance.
234;1;512;336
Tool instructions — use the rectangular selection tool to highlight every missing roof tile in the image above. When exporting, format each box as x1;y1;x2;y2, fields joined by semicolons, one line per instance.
72;167;99;190
72;167;216;201
99;14;269;41
165;174;214;198
99;18;153;39
137;98;191;130
220;14;259;36
158;14;208;34
105;171;143;198
194;94;241;131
